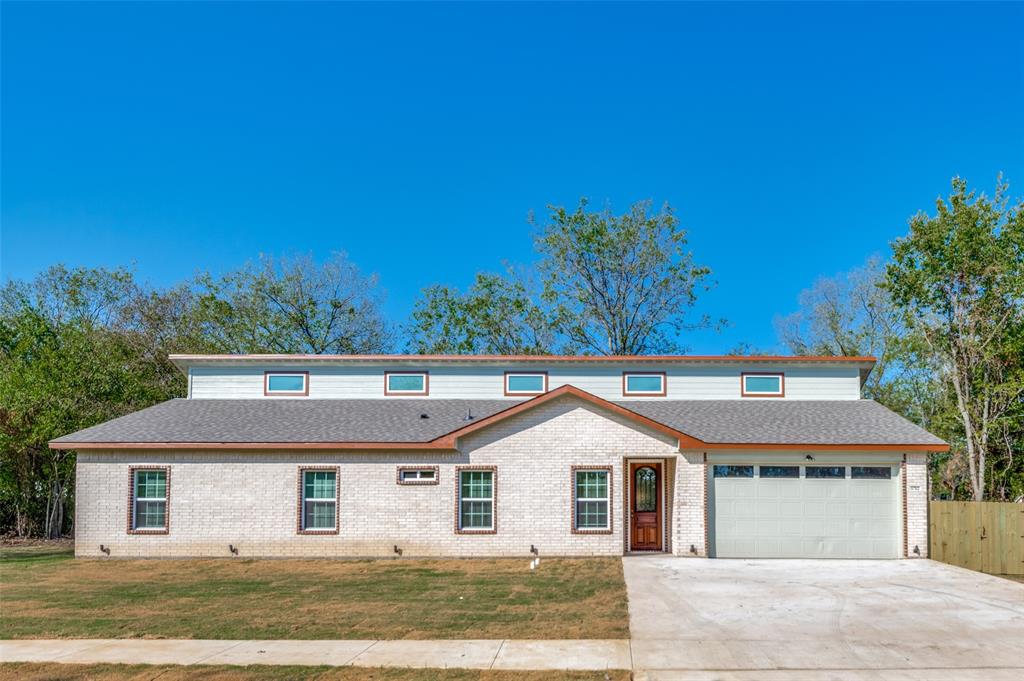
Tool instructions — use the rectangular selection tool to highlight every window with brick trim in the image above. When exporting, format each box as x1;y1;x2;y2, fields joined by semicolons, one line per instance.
458;469;494;531
300;469;338;531
397;467;438;485
130;468;168;531
573;468;611;531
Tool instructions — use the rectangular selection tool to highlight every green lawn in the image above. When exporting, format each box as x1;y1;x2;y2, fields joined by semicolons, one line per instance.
0;544;628;640
0;664;631;681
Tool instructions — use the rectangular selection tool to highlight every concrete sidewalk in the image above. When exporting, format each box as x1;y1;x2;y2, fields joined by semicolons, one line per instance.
0;638;631;671
5;637;1024;679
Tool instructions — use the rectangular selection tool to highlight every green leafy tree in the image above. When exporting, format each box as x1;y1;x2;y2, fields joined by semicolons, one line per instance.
534;199;717;354
409;199;720;355
0;266;186;537
194;252;393;354
408;273;554;354
885;177;1024;501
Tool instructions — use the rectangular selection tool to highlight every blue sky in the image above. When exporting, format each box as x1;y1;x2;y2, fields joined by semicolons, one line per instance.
2;2;1022;353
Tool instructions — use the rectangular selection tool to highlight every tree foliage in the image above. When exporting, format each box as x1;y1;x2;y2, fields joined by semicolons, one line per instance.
408;199;718;355
0;254;393;537
194;253;393;354
885;177;1024;501
779;177;1024;501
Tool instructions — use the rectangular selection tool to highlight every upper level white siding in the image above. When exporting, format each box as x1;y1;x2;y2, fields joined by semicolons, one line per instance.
187;362;864;400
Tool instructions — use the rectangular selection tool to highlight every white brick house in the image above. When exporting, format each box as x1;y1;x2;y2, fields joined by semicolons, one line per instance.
52;354;947;560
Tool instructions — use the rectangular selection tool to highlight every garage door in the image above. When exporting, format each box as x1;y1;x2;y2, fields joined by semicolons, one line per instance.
710;464;900;559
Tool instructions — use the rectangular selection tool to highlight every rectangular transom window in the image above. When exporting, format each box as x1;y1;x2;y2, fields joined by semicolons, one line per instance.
741;373;784;397
713;465;754;478
805;466;846;479
398;467;438;484
385;372;428;395
623;372;666;396
132;469;167;530
504;372;547;395
851;466;892;479
574;469;610;531
458;470;494;531
301;470;337;531
760;465;800;478
265;372;308;395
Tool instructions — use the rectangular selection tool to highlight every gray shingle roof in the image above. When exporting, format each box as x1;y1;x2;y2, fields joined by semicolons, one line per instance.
621;399;946;446
50;395;945;447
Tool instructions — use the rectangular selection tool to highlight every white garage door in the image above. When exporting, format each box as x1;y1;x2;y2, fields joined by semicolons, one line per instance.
710;464;900;559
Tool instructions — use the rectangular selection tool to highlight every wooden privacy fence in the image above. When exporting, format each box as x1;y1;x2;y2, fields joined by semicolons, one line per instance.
929;501;1024;575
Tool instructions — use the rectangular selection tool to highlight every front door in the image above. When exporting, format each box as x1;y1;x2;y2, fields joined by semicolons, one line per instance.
630;462;663;551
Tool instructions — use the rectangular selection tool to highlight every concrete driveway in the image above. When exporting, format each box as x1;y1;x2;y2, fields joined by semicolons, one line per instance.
624;556;1024;680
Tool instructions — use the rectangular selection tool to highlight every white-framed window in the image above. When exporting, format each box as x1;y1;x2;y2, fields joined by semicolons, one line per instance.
504;372;547;395
397;467;438;485
458;469;494;531
385;371;428;396
573;468;610;531
131;469;168;531
741;372;784;397
264;371;308;396
622;372;666;396
300;469;338;532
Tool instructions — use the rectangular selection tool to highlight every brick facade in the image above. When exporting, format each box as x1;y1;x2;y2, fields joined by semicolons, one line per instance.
73;394;930;559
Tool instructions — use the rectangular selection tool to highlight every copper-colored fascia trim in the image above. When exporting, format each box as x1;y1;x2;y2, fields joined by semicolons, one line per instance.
50;441;458;451
170;353;877;363
53;439;948;452
691;442;950;452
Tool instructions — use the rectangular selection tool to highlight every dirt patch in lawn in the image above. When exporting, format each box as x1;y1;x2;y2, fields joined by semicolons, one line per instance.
0;545;628;640
0;664;631;681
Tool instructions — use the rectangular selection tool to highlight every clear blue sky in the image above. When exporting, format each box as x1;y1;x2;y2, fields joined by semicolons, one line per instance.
2;2;1022;353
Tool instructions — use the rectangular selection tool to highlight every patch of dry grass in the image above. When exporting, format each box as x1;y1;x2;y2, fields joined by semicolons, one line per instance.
0;664;631;681
0;544;629;640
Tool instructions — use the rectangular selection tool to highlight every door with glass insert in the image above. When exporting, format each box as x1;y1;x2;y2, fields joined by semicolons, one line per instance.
630;462;662;551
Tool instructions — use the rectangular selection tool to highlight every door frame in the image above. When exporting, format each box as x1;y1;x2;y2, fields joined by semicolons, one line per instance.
626;458;667;552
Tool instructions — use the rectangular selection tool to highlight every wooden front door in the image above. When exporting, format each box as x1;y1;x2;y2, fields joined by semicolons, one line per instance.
630;462;663;551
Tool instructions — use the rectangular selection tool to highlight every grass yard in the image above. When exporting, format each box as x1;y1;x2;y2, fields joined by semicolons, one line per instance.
0;544;629;640
0;665;631;681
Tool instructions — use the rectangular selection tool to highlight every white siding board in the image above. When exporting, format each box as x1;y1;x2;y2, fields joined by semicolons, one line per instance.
189;363;863;401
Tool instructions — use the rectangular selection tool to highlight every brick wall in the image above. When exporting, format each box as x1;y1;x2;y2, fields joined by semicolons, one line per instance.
75;395;678;558
904;452;929;558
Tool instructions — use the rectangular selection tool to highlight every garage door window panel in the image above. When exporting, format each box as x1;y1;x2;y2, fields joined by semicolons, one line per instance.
713;465;754;478
805;466;846;479
851;466;891;479
760;466;799;478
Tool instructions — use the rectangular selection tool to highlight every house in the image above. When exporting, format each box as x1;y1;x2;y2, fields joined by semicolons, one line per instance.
50;354;948;559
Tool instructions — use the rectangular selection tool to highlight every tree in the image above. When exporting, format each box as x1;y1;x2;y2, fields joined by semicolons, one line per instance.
534;199;717;354
775;256;923;407
194;253;393;354
408;199;720;355
0;266;186;538
407;273;555;354
885;177;1024;501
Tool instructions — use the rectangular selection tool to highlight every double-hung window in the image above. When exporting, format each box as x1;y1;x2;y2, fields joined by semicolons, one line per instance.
573;468;610;532
130;468;168;532
458;469;495;532
299;468;338;532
